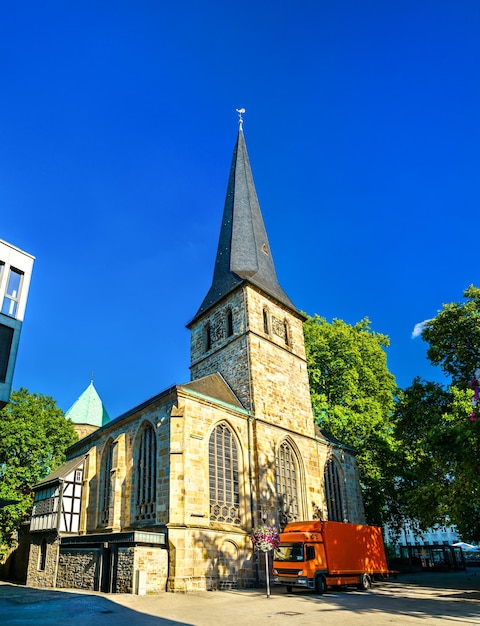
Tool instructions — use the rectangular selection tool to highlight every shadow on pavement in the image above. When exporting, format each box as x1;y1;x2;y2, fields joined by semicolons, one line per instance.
283;568;480;623
0;582;191;626
3;570;480;625
397;566;480;590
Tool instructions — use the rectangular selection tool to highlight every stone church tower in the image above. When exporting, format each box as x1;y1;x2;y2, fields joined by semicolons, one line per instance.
188;120;320;526
26;120;365;594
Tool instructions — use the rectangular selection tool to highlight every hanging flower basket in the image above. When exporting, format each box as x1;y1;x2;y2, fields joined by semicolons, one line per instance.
251;525;280;552
251;525;280;598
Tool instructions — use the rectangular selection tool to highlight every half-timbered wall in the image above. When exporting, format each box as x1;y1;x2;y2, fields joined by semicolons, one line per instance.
30;460;85;533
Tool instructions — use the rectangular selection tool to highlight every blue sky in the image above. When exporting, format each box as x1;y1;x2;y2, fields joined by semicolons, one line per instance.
1;1;479;418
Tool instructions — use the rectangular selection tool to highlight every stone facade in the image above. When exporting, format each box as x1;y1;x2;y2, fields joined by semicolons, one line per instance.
56;547;101;590
26;532;59;588
26;126;366;593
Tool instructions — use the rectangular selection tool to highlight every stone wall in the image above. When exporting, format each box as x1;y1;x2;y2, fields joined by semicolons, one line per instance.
245;286;315;437
116;547;134;592
71;395;174;534
26;532;59;588
166;526;254;592
190;289;251;408
252;419;323;524
56;547;101;590
190;285;315;437
132;546;168;593
342;450;366;523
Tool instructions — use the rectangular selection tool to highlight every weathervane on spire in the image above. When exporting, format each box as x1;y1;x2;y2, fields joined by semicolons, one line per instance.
236;108;246;129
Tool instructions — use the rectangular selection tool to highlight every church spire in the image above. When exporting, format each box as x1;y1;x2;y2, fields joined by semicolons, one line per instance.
191;118;297;322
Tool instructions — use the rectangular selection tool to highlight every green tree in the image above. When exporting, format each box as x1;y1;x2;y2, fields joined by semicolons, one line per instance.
393;379;453;527
303;315;399;526
0;387;78;550
422;285;480;385
394;378;480;542
395;285;480;542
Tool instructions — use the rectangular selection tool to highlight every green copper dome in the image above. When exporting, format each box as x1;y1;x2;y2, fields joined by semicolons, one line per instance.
65;381;110;427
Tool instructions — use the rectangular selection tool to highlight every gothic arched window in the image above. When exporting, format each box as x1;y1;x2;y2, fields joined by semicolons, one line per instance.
276;441;300;525
209;423;240;525
99;439;114;527
324;457;344;522
135;423;157;521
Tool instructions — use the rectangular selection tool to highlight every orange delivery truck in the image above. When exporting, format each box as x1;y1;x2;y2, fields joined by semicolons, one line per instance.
273;520;391;593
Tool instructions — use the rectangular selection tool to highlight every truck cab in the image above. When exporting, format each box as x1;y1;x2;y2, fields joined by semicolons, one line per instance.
273;533;327;593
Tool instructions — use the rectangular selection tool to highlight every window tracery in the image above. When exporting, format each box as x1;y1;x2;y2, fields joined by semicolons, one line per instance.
276;441;300;527
209;423;240;525
324;457;345;522
135;423;157;521
99;440;114;527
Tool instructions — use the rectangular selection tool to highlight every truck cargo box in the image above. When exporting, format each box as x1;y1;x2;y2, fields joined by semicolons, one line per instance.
273;520;390;593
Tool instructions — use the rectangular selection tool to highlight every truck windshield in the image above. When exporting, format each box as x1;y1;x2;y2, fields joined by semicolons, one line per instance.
274;543;304;562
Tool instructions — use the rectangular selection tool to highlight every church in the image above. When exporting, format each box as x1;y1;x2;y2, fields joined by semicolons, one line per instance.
26;118;365;593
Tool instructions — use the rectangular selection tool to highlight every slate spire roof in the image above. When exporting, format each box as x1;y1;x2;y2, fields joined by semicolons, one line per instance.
191;123;297;323
65;380;110;427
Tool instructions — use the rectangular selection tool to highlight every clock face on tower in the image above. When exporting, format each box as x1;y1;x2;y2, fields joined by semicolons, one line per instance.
211;322;224;342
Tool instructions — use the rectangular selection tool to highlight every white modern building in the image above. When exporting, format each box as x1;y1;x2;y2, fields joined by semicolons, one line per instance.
0;239;35;408
384;521;460;548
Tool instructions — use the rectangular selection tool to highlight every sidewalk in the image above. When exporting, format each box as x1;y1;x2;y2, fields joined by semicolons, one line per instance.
1;568;479;626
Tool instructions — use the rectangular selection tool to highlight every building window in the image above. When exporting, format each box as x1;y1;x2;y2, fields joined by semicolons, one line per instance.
205;322;212;351
99;440;114;527
209;422;240;525
135;423;157;521
0;324;14;383
276;441;300;526
226;309;233;337
263;308;269;334
324;457;344;522
283;320;290;346
38;538;47;571
1;267;23;318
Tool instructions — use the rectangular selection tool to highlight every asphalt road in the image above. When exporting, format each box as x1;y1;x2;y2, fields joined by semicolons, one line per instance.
1;569;479;625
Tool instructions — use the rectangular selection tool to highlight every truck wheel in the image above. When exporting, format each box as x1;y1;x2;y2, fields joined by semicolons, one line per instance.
286;586;293;593
358;574;371;591
315;576;325;595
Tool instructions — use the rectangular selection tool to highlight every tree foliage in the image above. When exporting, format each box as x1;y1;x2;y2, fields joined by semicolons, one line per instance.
422;285;480;387
303;287;480;541
303;315;398;526
394;378;480;542
0;387;78;549
393;379;453;526
393;285;480;542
